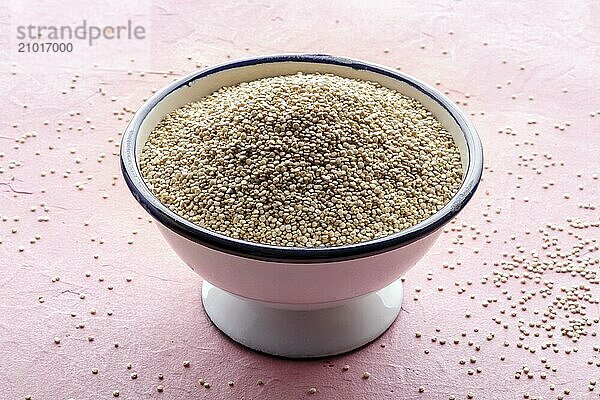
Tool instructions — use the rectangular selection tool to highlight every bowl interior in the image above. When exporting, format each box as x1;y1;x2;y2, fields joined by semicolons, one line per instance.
134;60;469;175
121;55;482;262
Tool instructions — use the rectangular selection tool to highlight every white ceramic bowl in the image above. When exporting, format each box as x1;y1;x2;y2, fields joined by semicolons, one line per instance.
121;54;483;357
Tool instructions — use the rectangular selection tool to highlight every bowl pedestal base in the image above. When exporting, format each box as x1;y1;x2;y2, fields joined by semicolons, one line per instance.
201;278;403;358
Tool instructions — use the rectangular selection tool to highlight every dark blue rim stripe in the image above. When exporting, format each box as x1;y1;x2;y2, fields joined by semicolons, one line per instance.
120;54;483;263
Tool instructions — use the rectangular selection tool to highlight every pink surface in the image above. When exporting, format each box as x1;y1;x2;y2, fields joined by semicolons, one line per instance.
1;1;599;399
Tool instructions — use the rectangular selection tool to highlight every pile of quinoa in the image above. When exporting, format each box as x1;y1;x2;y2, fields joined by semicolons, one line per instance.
140;73;463;247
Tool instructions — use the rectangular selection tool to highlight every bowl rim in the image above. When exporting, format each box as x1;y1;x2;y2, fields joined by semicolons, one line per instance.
120;53;483;263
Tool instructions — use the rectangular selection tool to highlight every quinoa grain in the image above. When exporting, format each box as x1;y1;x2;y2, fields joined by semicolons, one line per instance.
140;73;463;246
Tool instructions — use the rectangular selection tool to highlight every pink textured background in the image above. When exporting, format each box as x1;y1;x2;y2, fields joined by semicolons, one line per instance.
1;1;599;399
